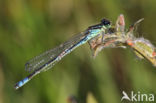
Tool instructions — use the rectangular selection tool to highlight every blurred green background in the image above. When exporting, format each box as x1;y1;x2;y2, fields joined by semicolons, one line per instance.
0;0;156;103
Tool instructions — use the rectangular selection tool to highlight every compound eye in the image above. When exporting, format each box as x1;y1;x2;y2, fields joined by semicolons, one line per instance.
101;19;111;26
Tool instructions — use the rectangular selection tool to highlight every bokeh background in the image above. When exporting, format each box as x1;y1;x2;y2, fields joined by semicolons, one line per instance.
0;0;156;103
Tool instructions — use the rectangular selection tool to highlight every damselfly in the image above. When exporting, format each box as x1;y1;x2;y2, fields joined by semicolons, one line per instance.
14;19;112;89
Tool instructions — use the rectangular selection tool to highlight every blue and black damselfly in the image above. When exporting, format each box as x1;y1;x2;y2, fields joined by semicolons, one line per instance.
14;19;112;89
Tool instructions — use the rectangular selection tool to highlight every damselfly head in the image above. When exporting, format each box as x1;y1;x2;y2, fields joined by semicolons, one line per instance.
101;19;111;27
87;19;111;30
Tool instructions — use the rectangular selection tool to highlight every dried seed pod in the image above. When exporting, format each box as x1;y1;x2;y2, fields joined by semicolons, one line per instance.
116;14;125;32
127;37;156;66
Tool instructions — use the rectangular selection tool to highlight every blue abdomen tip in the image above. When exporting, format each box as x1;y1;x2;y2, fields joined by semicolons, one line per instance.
14;77;29;89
